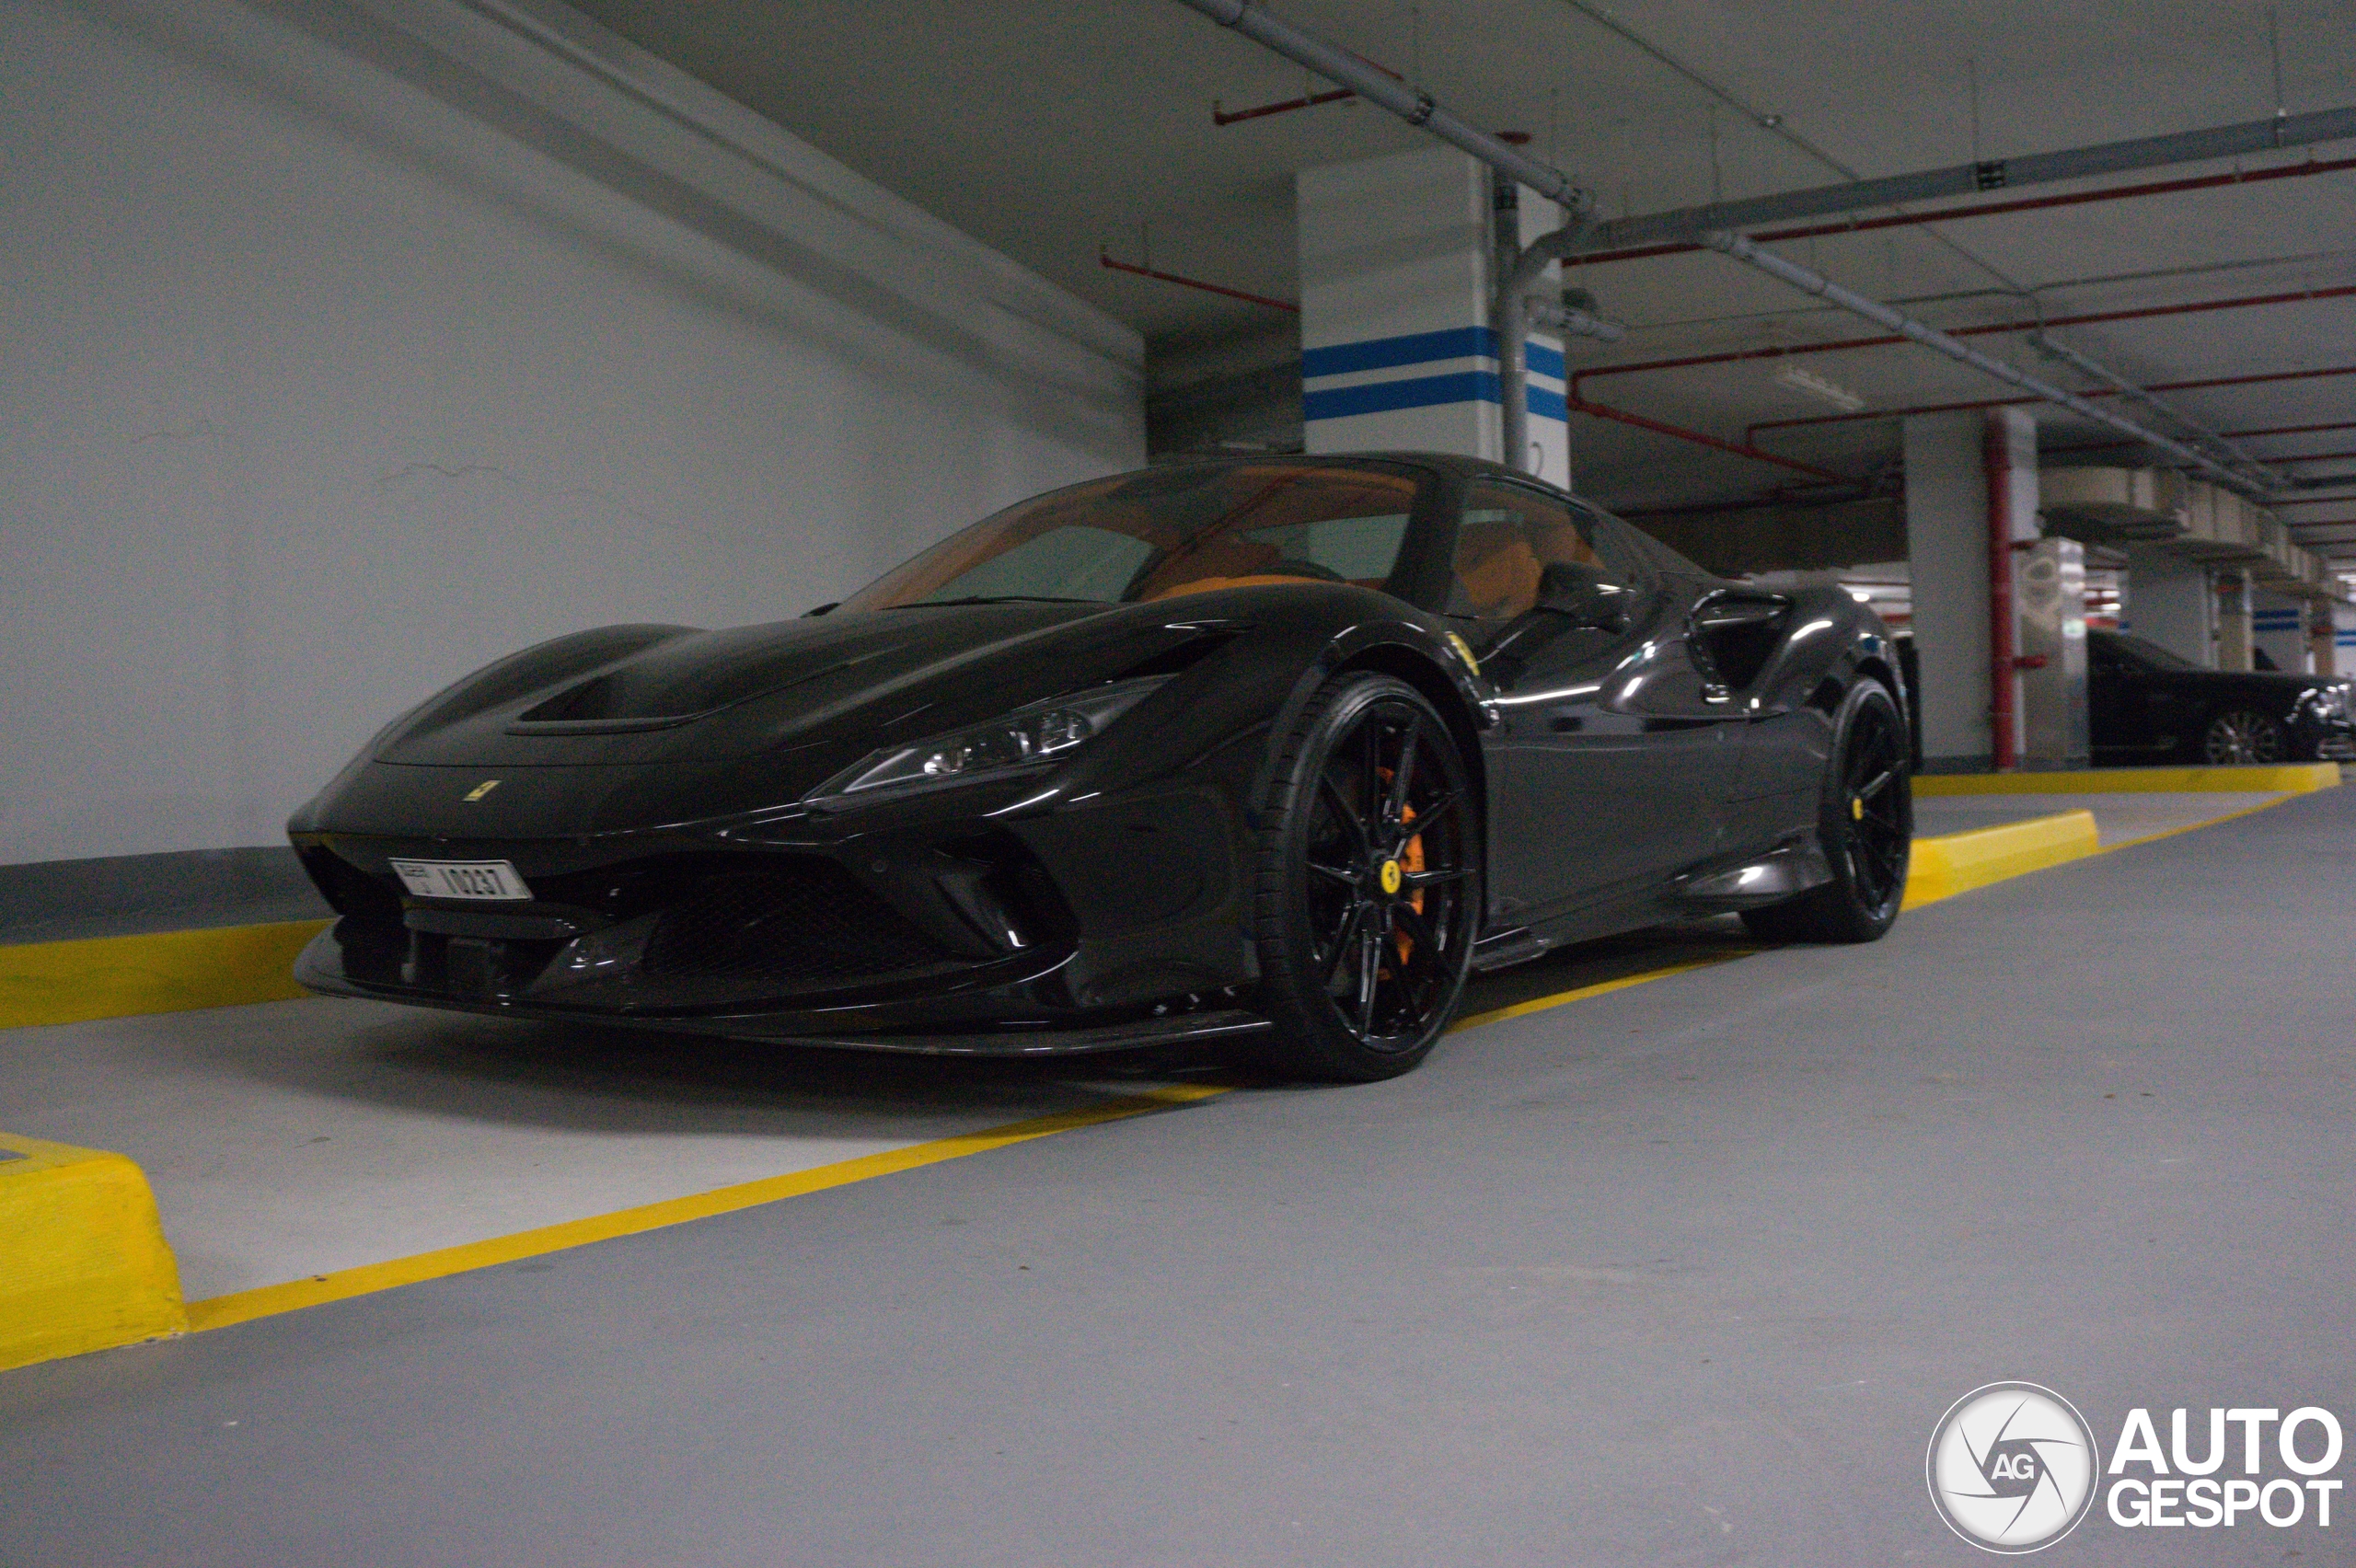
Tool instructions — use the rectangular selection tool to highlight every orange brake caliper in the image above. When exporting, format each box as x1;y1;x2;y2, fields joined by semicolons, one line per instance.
1395;802;1425;966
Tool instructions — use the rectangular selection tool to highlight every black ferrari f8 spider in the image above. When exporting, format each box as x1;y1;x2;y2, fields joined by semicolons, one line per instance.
290;455;1911;1079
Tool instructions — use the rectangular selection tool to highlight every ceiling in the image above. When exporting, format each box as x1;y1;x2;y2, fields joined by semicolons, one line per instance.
569;0;2356;558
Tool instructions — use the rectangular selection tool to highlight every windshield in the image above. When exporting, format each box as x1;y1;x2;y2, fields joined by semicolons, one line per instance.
2099;630;2199;672
836;461;1427;613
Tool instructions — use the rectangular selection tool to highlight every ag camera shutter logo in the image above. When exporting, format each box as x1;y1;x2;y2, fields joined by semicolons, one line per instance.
1926;1382;2099;1552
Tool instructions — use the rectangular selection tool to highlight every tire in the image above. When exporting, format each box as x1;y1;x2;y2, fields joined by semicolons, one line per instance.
2200;708;2286;765
1740;678;1911;945
1253;673;1481;1081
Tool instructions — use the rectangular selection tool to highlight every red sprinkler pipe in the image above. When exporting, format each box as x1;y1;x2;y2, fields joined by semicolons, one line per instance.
1215;86;1357;123
2050;421;2356;457
1097;248;1299;312
1565;395;1846;482
1569;283;2356;397
1213;52;1403;125
1566;154;2356;268
1985;419;2019;772
1745;362;2356;444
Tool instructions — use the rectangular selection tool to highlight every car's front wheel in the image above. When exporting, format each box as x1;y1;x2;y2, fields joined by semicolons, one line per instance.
1253;673;1481;1081
2200;708;2286;765
1742;677;1911;944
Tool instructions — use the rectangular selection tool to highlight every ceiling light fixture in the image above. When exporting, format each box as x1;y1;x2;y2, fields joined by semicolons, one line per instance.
1773;364;1866;413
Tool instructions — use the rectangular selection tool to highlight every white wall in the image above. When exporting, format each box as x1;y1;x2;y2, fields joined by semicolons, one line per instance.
0;0;1143;865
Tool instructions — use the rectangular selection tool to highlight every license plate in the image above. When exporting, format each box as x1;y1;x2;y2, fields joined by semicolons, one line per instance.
388;859;533;902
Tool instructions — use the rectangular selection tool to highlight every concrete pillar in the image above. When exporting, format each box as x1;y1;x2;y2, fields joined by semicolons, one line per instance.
2120;545;2212;666
1904;412;1992;771
2251;589;2308;672
1296;144;1565;476
1903;408;2042;770
2214;572;2253;672
2335;600;2356;678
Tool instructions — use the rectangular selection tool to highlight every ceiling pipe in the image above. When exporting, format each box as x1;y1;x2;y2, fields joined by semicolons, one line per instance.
1697;229;2271;498
1574;107;2356;258
2026;333;2289;487
1530;299;1626;343
1170;0;2356;487
1567;153;2356;268
1748;362;2356;443
1098;248;1299;312
1213;85;1356;124
1570;283;2356;396
1173;0;1596;215
1494;112;2356;469
1172;0;1602;475
1565;395;1843;482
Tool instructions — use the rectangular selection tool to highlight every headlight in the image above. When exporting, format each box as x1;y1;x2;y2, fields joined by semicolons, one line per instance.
815;676;1172;800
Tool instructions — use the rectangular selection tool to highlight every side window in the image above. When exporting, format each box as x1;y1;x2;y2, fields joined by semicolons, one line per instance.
1448;482;1636;623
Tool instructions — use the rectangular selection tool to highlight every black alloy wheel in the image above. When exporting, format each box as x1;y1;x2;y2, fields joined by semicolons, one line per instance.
2200;708;2287;765
1254;673;1480;1081
1742;677;1911;944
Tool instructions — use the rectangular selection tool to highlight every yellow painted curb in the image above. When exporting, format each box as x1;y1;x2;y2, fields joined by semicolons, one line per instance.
183;1083;1231;1334
1902;810;2100;909
1915;763;2339;795
0;919;328;1030
0;1133;187;1372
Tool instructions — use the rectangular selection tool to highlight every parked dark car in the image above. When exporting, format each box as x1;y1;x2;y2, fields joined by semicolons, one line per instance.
2089;628;2355;765
288;454;1911;1080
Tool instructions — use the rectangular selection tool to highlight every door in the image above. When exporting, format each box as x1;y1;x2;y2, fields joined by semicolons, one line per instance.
1451;482;1741;924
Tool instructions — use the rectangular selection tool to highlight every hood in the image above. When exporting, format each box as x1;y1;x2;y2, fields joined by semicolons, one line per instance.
371;602;1223;770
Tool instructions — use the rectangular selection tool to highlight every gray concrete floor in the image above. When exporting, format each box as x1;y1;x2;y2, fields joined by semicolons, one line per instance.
4;787;2355;1565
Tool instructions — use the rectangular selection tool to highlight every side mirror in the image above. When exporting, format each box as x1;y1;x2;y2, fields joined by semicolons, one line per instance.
1533;561;1633;632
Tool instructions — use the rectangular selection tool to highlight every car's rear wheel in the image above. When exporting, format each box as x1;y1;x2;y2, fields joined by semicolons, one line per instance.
1741;678;1911;945
1253;674;1480;1081
2200;708;2286;765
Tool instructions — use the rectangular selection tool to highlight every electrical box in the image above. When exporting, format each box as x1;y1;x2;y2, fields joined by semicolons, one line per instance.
2015;536;2089;770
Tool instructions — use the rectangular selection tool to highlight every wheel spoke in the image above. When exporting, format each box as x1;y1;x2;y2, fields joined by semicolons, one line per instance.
1322;901;1369;984
1354;913;1384;1034
1408;790;1460;835
1854;767;1896;802
1318;776;1370;862
1307;859;1358;886
1385;725;1419;836
1403;865;1472;889
1392;904;1445;980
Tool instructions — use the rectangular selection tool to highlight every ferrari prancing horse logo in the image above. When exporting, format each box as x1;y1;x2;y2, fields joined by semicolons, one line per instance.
1379;859;1403;895
462;779;502;802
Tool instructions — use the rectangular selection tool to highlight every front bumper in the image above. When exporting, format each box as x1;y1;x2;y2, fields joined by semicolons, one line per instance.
288;771;1264;1052
292;920;1269;1054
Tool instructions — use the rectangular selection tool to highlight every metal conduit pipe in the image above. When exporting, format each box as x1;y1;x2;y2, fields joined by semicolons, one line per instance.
1172;0;1600;475
1574;107;2356;258
1569;283;2356;396
2025;332;2287;486
1529;300;1627;343
1748;363;2356;443
1173;0;1596;216
1698;229;2276;500
1569;154;2356;269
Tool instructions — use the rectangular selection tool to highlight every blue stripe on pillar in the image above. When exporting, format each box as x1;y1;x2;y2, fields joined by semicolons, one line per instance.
1300;328;1572;381
1302;328;1495;379
1303;371;1498;421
